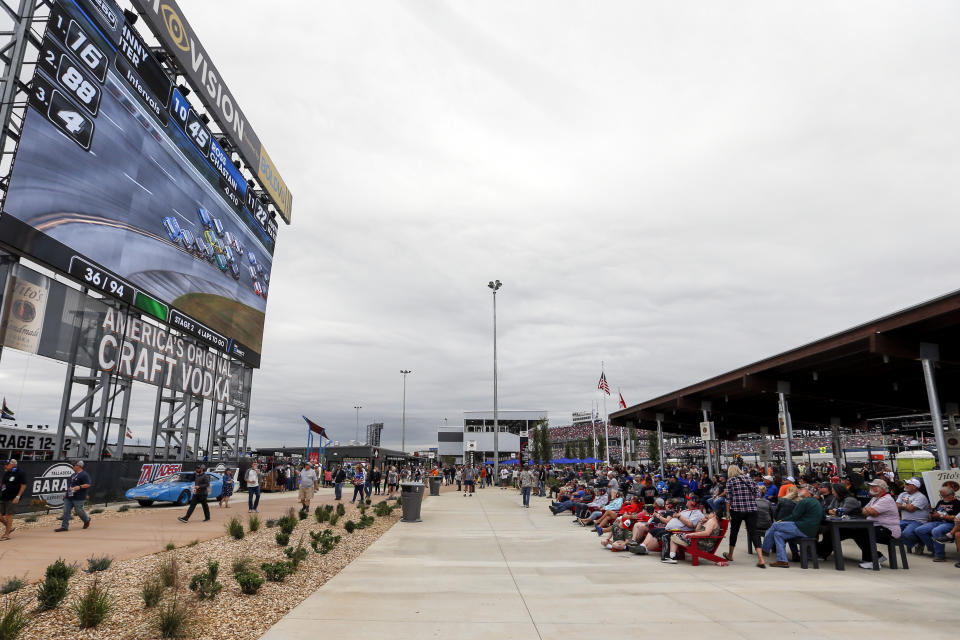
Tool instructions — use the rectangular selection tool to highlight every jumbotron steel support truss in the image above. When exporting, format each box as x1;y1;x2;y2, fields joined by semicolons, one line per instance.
150;386;203;462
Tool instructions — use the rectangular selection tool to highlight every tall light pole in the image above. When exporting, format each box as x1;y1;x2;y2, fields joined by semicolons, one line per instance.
488;279;502;479
401;370;411;453
354;405;362;443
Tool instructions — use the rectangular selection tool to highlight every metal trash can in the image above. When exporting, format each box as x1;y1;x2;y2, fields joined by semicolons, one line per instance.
428;476;441;496
400;482;424;522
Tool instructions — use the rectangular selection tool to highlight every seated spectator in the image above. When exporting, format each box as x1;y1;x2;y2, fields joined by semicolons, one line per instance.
573;490;607;520
896;478;931;553
549;484;591;515
581;490;623;527
662;511;722;563
914;483;960;562
819;485;837;512
756;487;823;568
777;476;796;499
824;484;861;518
818;479;901;569
629;495;704;555
596;495;643;535
774;485;799;520
761;475;778;500
706;479;727;515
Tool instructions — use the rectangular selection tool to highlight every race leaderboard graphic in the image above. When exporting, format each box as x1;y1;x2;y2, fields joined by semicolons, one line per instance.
0;0;292;366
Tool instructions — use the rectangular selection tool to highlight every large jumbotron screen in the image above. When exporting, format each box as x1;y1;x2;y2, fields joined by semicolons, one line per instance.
0;0;279;365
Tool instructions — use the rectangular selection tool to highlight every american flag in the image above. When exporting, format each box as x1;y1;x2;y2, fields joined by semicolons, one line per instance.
598;372;610;395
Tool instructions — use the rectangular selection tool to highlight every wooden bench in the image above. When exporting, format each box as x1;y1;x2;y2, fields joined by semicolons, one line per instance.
675;518;730;566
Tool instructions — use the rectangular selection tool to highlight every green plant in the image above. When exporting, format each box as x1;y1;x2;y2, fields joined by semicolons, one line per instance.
0;595;30;639
235;571;264;595
328;513;340;527
188;560;222;600
22;516;37;523
226;517;244;540
275;531;289;546
230;556;256;577
373;501;393;517
323;504;333;513
365;499;371;505
313;507;327;524
248;514;261;532
117;505;130;512
36;576;68;610
336;503;345;517
164;542;176;551
142;576;164;608
344;520;356;534
283;539;308;569
297;508;308;521
156;593;190;639
260;561;292;582
89;508;104;514
265;519;278;528
0;577;26;595
45;558;77;582
186;539;198;548
158;557;179;589
72;578;112;628
85;555;113;573
308;529;341;554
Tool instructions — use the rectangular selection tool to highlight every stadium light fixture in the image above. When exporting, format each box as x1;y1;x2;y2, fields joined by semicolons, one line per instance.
401;370;411;453
487;280;501;476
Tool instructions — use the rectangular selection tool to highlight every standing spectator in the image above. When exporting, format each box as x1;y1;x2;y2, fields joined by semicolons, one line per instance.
387;466;399;498
246;463;262;513
55;460;91;532
520;465;535;508
371;467;382;496
721;465;761;562
351;466;366;503
462;465;475;496
298;462;318;511
499;466;509;489
178;465;211;523
333;464;346;501
364;464;374;500
324;467;333;488
455;467;462;492
218;468;234;509
537;465;547;497
1;459;26;540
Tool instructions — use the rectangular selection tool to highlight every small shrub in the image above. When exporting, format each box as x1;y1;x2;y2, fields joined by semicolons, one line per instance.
45;558;77;581
142;577;164;608
36;576;68;610
158;557;179;589
313;507;327;525
323;504;333;513
186;540;198;548
0;576;26;595
365;499;371;505
283;540;308;569
230;556;256;577
117;505;130;512
235;571;264;595
275;531;289;546
336;503;345;517
85;555;113;573
156;593;190;639
344;520;356;534
89;508;104;515
72;578;112;628
164;542;176;551
260;561;292;582
248;514;261;532
373;501;392;517
309;529;341;554
0;595;30;639
265;519;278;528
188;560;222;600
327;514;340;527
226;517;244;540
297;508;308;521
23;516;37;523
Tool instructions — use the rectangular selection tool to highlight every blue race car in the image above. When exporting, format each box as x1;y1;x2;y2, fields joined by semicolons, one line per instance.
125;472;223;507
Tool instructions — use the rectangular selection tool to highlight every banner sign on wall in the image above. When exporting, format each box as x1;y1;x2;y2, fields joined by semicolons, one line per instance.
1;276;49;354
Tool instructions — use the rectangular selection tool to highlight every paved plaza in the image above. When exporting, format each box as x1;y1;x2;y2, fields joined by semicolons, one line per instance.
263;486;960;639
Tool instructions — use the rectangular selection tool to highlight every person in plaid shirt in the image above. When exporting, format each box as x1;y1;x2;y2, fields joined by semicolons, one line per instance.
721;465;762;562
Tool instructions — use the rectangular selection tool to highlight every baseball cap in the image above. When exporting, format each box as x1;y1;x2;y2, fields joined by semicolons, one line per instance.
73;460;85;468
786;476;795;482
867;479;888;491
762;475;774;482
906;478;922;488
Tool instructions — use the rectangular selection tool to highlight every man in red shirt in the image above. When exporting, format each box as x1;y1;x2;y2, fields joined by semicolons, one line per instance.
597;495;643;537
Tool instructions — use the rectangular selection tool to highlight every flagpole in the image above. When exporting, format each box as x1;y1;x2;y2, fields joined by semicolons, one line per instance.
591;402;597;461
602;361;610;467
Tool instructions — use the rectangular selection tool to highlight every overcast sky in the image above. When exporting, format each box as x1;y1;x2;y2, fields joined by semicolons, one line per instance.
2;0;959;452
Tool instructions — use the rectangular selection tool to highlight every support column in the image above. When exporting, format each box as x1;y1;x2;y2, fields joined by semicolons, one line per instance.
921;343;949;470
701;407;714;478
830;417;844;475
778;382;795;479
655;413;665;477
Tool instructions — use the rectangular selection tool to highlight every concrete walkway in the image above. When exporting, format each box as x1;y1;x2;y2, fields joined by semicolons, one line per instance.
262;487;960;639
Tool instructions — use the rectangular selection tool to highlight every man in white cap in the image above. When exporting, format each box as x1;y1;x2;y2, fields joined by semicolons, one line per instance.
761;475;778;500
777;475;796;499
298;462;318;511
896;478;930;553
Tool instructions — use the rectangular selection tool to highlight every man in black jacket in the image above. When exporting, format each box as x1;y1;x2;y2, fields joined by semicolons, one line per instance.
178;465;211;523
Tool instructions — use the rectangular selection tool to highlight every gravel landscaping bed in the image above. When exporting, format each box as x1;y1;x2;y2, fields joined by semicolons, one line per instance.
1;499;402;639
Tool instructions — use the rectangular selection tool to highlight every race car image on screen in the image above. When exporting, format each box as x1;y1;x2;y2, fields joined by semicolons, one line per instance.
1;0;275;355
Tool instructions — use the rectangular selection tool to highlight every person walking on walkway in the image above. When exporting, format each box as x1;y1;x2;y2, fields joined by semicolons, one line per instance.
179;465;211;523
218;468;234;508
351;466;366;503
334;465;346;500
245;463;261;513
55;460;91;532
721;465;761;562
1;459;26;540
463;465;475;496
298;462;318;511
500;466;509;489
520;465;535;508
